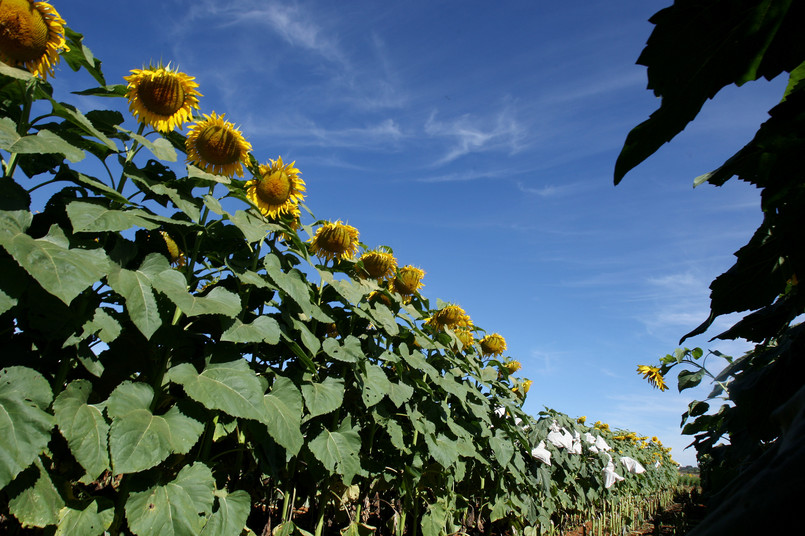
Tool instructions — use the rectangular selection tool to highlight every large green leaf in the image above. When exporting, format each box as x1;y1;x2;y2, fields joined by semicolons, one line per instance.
301;376;345;417
387;381;414;408
125;463;215;536
63;307;122;347
53;380;110;482
151;269;241;318
56;499;115;536
359;363;390;408
614;0;803;183
262;376;304;456
199;490;251;536
107;259;163;340
66;200;161;232
0;367;54;488
264;254;315;317
0;128;85;162
116;125;177;161
168;360;266;421
6;459;64;528
0;224;110;305
424;433;459;469
106;382;204;474
308;417;361;484
221;316;281;344
323;335;364;363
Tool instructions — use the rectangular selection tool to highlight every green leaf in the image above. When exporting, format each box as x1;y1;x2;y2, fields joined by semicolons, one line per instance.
72;171;130;204
199;490;251;536
677;369;707;392
301;377;345;417
231;210;280;242
7;459;64;528
0;61;33;80
2;129;85;162
0;287;16;314
168;361;266;421
66;201;161;232
424;433;459;469
56;499;115;536
262;376;304;456
188;165;232;185
360;364;390;408
125;463;215;536
264;255;315;317
107;259;163;340
308;417;361;484
221;316;281;344
152;270;241;318
116;125;177;161
107;382;203;474
292;318;321;355
0;224;110;305
53;380;110;482
0;367;54;488
323;335;364;363
63;307;122;347
48;99;117;150
367;303;399;336
387;381;414;408
421;500;449;536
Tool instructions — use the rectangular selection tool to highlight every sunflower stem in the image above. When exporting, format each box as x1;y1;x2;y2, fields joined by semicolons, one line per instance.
185;184;216;288
116;122;146;193
3;82;35;178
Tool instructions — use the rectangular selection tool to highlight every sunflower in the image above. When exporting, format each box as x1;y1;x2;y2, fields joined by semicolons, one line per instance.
160;231;186;268
368;290;393;308
455;328;474;350
186;112;252;178
512;378;532;397
358;249;397;281
502;360;522;374
391;265;425;298
577;416;587;425
245;156;305;218
636;364;668;392
309;220;360;262
479;333;506;356
426;304;471;331
0;0;67;80
124;64;201;132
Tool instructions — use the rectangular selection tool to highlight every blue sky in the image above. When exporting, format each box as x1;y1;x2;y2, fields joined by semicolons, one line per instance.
54;0;789;466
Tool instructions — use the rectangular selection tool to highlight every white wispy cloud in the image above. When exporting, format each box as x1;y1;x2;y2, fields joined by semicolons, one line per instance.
424;105;527;165
243;116;406;150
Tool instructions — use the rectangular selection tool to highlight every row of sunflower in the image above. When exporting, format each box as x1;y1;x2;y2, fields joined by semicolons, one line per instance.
0;3;679;536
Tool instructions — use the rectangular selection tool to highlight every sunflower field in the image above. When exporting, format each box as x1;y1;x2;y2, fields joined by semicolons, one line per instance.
1;2;681;535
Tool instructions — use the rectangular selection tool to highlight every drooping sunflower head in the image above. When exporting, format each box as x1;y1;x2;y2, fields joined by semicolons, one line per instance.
124;63;201;132
358;249;397;281
577;416;587;425
426;304;471;331
512;378;532;398
454;327;475;351
479;333;507;357
245;156;305;219
391;265;425;298
502;360;522;375
160;231;186;268
309;220;360;263
636;364;668;392
368;290;393;309
186;112;252;178
0;0;67;80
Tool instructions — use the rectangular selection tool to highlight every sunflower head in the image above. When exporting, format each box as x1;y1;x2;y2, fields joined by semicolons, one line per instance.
512;378;532;398
186;112;252;178
0;0;67;79
358;249;397;281
368;290;393;309
309;220;360;263
502;360;521;375
636;364;668;392
479;333;506;357
124;63;201;132
160;231;186;267
391;265;425;298
454;328;475;351
426;304;471;331
245;157;305;218
577;416;587;425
